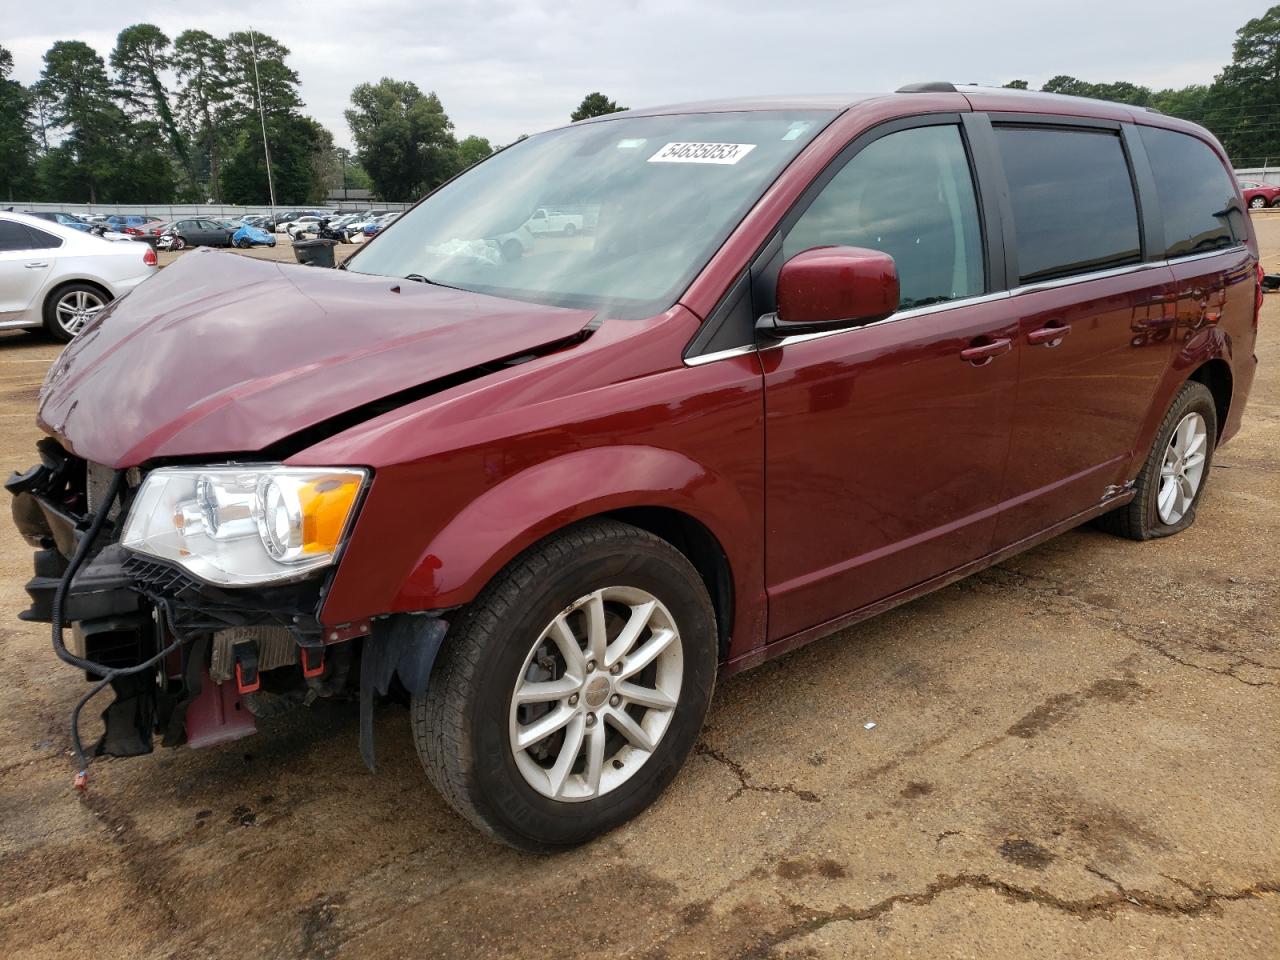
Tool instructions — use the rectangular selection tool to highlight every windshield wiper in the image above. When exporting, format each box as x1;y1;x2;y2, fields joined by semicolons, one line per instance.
404;273;434;284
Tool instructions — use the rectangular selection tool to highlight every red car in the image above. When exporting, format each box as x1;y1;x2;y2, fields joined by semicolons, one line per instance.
121;218;167;237
11;85;1259;851
1238;179;1280;209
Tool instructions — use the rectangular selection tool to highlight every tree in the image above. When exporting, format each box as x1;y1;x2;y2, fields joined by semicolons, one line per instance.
456;134;493;169
571;92;626;121
111;24;192;191
345;78;458;200
1204;6;1280;163
222;31;302;120
174;30;232;200
0;45;37;200
1002;79;1029;90
37;41;127;203
220;114;332;204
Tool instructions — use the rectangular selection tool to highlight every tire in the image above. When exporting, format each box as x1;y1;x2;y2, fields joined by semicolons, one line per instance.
236;237;251;248
1250;196;1267;209
171;236;186;251
501;239;523;262
1271;198;1280;208
1096;381;1217;540
563;223;577;237
42;282;110;342
413;518;717;852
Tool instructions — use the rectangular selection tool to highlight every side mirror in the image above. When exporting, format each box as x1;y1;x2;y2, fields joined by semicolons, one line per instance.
758;246;899;337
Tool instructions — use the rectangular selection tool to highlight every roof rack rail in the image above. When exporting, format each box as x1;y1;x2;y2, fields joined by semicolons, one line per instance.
896;81;957;93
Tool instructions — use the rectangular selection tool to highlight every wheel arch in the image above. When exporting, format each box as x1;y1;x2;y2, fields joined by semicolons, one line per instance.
321;444;762;659
1187;357;1233;442
602;506;735;661
42;276;113;313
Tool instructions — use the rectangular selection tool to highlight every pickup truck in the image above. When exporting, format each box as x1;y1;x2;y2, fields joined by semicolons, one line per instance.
523;208;584;235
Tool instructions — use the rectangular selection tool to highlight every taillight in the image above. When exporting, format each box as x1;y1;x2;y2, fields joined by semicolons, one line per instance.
143;247;157;267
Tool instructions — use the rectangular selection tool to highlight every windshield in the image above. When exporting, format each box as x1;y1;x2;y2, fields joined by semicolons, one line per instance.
345;110;835;318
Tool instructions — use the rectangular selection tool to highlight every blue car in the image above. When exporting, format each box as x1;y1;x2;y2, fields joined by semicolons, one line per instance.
106;215;150;230
231;223;277;248
25;211;93;232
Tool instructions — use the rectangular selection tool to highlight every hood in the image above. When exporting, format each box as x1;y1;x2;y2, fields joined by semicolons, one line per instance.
38;250;596;467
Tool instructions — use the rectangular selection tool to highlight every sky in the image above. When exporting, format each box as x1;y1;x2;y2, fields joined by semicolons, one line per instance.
3;0;1266;149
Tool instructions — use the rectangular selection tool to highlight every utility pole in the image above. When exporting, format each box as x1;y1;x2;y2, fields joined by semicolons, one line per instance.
249;29;277;223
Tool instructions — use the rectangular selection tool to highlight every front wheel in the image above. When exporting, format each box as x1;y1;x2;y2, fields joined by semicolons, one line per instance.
1097;380;1217;540
413;519;717;851
1250;196;1267;209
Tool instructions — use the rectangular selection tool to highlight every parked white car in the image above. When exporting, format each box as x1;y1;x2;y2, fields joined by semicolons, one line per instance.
286;216;325;239
0;212;158;341
523;207;584;236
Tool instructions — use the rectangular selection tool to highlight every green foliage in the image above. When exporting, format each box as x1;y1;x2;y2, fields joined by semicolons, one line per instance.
1002;80;1029;90
571;92;627;122
345;78;458;200
173;30;232;200
220;113;328;204
0;45;36;200
456;134;493;170
112;24;192;193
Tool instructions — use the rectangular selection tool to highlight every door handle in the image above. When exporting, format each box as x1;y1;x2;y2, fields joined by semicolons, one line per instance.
24;262;49;269
1027;323;1072;346
960;338;1013;364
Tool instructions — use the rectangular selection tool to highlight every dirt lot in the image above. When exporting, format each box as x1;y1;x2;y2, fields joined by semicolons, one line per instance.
0;220;1277;960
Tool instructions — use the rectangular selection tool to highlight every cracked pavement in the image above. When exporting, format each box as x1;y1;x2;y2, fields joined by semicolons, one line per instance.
1;222;1278;960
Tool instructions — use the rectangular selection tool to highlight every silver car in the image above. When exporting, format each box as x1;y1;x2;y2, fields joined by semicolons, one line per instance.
0;212;158;341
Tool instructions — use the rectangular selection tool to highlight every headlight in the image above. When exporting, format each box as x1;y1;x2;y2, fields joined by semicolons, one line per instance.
120;466;368;586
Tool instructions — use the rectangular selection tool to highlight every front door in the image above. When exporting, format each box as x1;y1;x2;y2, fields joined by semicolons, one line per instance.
761;121;1020;642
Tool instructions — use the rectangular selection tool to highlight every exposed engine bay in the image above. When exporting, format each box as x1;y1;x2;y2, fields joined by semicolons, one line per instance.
8;437;446;785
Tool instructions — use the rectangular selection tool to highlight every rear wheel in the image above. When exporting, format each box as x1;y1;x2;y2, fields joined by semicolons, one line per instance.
1250;196;1267;209
1097;381;1217;540
43;283;109;342
412;519;717;851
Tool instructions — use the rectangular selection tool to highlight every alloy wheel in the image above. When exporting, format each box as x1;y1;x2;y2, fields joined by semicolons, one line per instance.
54;289;106;337
508;586;683;802
1158;411;1208;524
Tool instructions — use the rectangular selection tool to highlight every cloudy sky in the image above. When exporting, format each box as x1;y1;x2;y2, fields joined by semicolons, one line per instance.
4;0;1265;148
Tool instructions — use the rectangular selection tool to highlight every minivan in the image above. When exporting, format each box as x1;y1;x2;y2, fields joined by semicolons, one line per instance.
11;84;1259;851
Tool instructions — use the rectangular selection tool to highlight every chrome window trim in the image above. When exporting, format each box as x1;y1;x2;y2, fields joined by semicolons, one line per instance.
1164;244;1247;266
683;242;1250;365
684;343;759;367
1009;258;1165;296
755;290;1012;352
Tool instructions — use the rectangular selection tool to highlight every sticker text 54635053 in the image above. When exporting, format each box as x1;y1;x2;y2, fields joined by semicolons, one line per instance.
647;142;757;165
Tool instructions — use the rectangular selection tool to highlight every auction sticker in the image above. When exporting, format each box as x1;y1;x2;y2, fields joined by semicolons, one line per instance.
648;142;756;165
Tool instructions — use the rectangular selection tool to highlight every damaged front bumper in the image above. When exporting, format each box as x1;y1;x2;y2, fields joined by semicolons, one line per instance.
8;439;446;779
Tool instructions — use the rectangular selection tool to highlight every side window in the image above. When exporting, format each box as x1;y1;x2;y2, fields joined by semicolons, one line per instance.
25;226;63;250
0;221;33;252
784;125;984;310
995;126;1140;283
1140;126;1242;258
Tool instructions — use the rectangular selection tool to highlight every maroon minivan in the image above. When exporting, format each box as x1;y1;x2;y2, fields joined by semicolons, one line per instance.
11;84;1259;850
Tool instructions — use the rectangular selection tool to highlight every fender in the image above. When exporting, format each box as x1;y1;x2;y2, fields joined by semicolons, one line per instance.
320;444;766;658
1124;325;1234;478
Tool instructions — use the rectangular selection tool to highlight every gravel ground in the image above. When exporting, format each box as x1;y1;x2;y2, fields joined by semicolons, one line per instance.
0;220;1276;960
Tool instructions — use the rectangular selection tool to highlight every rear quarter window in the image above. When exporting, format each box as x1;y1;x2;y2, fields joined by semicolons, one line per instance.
995;125;1141;284
1139;126;1243;258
